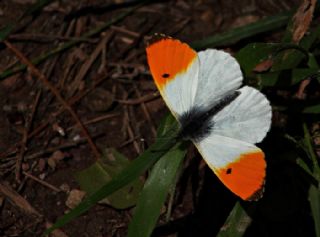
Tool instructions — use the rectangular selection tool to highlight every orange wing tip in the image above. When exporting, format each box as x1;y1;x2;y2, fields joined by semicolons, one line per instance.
146;35;197;89
216;150;266;201
246;180;265;201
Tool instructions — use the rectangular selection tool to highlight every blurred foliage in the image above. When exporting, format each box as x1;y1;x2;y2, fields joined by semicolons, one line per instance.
74;149;143;209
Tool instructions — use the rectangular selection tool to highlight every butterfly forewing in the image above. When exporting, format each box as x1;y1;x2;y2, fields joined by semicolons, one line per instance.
195;49;243;109
146;36;199;117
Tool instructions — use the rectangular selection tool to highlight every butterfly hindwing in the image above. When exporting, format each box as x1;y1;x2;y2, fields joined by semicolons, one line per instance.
211;86;272;144
193;85;271;200
146;36;199;117
195;135;266;201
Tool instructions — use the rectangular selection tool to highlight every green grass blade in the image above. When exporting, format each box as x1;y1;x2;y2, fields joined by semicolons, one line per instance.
303;123;320;237
0;0;53;42
303;105;320;114
0;25;14;41
127;113;185;237
297;157;314;177
21;0;54;18
127;141;187;237
74;149;143;209
303;123;320;180
43;124;179;236
217;202;253;237
191;11;292;50
309;185;320;237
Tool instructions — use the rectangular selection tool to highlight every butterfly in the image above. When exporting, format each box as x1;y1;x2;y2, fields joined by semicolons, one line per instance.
146;34;272;201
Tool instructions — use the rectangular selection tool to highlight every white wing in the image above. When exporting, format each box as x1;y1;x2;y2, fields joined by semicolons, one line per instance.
194;49;243;109
194;134;266;200
147;44;243;118
211;86;272;144
146;37;199;117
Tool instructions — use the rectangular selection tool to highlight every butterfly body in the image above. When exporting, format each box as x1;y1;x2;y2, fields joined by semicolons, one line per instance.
178;91;240;142
146;35;272;201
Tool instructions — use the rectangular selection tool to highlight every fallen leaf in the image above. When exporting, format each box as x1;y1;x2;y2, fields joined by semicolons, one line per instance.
51;150;66;162
295;79;311;99
59;183;70;193
253;59;274;72
74;149;143;209
291;0;316;43
65;189;86;209
46;222;69;237
48;150;67;169
47;157;57;170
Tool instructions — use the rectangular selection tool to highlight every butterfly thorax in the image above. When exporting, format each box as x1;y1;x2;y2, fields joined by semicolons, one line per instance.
178;91;240;142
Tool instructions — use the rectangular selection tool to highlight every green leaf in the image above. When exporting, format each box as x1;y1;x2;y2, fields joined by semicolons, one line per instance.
303;123;320;237
235;26;320;87
303;105;320;114
235;43;279;75
43;122;179;236
217;202;253;237
271;25;320;71
127;113;187;237
235;40;320;88
127;141;187;237
309;184;320;237
283;134;316;178
307;53;320;69
303;123;320;181
156;113;177;136
191;11;293;50
74;149;143;209
296;157;313;177
258;68;320;87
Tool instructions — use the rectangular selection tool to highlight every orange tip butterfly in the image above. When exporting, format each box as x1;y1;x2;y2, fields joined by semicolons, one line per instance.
146;34;272;201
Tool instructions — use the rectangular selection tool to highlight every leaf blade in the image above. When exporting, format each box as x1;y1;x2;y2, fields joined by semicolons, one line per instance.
127;142;187;237
191;11;292;50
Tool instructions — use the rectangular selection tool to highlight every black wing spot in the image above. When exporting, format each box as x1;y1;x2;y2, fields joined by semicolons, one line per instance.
226;168;232;174
162;73;170;78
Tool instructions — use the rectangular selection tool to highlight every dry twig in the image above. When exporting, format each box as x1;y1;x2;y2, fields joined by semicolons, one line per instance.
15;90;41;182
117;91;159;105
22;171;62;193
4;40;101;161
